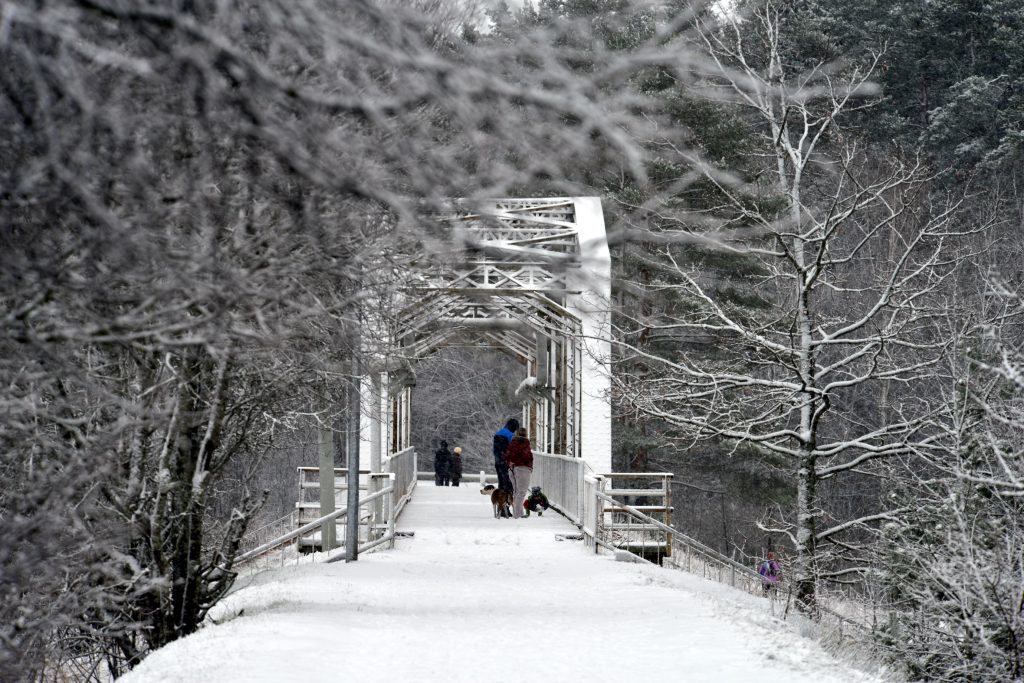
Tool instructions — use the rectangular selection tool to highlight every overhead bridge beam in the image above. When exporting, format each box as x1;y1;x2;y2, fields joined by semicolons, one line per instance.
405;287;583;297
436;317;533;332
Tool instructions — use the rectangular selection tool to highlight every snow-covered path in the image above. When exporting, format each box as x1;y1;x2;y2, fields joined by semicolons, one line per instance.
120;484;885;683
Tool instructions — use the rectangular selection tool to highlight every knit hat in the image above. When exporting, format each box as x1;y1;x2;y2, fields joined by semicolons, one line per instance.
454;447;462;454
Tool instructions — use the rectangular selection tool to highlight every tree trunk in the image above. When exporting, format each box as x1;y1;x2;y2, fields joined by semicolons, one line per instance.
149;351;225;648
794;284;820;612
795;446;818;612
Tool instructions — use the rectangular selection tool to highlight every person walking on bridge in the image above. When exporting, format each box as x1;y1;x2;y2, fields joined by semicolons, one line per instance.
492;418;518;494
504;427;534;519
434;440;452;486
451;446;464;487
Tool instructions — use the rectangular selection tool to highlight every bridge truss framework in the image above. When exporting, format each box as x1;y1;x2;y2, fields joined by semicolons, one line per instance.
360;197;612;473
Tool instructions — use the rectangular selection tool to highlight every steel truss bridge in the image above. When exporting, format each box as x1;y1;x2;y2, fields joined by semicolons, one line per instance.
363;196;612;473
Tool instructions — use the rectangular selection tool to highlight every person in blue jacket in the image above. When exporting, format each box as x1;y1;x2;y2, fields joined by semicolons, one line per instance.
492;417;518;493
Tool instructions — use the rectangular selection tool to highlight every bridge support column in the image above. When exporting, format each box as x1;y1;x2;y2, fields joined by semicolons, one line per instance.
572;197;612;473
346;356;361;562
362;372;386;471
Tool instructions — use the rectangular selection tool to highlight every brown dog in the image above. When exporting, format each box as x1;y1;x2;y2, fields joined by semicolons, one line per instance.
480;484;513;519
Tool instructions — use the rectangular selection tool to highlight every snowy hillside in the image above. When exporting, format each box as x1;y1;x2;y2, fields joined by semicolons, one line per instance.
120;485;890;683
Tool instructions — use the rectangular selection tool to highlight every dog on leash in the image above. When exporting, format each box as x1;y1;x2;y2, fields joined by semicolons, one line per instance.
480;484;513;519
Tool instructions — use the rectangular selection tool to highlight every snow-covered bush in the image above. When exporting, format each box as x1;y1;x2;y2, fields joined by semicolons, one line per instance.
880;280;1024;682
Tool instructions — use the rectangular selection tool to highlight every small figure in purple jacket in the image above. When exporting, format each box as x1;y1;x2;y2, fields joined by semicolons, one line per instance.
758;551;781;595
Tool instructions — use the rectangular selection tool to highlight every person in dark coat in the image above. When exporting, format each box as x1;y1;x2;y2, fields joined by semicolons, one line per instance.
504;427;533;519
492;418;518;493
523;485;550;517
434;440;452;486
451;447;464;487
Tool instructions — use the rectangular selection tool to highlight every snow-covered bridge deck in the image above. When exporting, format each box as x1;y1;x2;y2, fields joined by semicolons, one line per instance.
122;485;881;683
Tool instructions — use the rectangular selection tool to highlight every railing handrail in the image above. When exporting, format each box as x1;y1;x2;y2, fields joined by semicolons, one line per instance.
534;450;579;463
601;472;673;480
593;488;759;581
237;484;393;564
534;451;597;476
296;466;372;474
383;445;415;464
246;511;295;536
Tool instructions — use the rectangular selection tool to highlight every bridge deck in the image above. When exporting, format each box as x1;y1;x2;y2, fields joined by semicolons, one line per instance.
122;484;880;683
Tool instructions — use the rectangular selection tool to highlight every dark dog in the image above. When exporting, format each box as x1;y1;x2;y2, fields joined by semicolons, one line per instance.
480;484;513;519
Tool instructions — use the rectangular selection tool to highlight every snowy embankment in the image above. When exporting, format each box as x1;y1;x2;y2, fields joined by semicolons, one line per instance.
121;485;890;683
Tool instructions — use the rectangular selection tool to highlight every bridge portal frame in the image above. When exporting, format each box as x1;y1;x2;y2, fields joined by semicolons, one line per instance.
360;197;611;474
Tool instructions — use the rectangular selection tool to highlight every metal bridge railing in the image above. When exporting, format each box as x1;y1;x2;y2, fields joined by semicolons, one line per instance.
384;446;417;519
591;481;766;595
533;453;769;597
236;511;296;560
589;473;874;632
235;449;419;571
235;477;396;565
294;466;369;546
599;472;674;561
533;451;588;526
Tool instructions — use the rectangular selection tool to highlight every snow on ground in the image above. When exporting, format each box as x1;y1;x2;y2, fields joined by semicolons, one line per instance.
121;484;888;683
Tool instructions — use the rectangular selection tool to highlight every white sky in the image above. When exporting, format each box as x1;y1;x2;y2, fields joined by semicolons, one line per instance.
120;485;891;683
